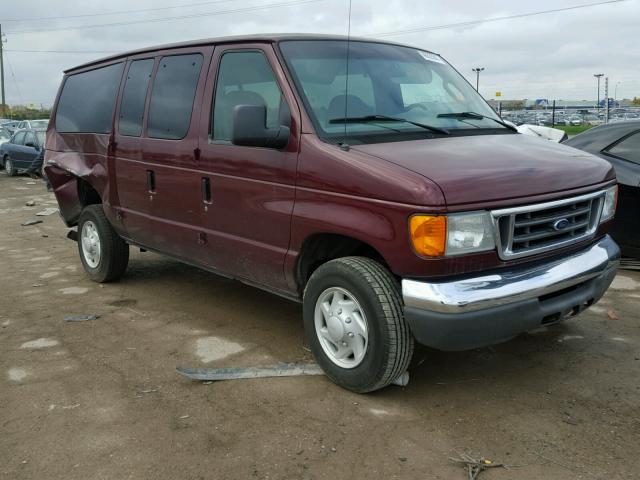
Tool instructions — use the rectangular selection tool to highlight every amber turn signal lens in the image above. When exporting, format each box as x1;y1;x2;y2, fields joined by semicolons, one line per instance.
409;215;447;257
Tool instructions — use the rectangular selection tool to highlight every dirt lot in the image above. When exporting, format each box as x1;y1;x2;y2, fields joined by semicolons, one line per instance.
1;172;639;480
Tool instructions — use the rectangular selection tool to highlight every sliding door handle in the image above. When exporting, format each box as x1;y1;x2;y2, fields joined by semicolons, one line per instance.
201;177;211;203
146;170;156;193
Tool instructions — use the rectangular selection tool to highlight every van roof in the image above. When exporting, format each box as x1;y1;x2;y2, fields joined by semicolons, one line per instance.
65;33;436;73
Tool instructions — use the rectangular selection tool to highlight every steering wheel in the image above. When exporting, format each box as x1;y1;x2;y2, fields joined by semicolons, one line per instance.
403;102;431;113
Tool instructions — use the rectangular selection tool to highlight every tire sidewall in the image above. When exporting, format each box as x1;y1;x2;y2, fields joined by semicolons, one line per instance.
77;207;108;281
303;262;394;392
5;157;14;176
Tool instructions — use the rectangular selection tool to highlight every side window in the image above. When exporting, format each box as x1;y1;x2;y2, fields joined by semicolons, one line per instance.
55;62;124;134
606;131;640;164
13;132;25;145
147;54;203;140
24;132;36;146
212;51;287;141
118;59;154;137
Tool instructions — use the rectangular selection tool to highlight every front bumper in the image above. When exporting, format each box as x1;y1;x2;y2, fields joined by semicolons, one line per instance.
402;235;620;351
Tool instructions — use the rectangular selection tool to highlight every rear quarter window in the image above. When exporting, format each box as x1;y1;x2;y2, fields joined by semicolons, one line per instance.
606;131;640;164
55;62;124;134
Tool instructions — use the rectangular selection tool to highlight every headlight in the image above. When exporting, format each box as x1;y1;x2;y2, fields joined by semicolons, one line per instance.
409;211;495;257
600;185;617;222
446;212;495;255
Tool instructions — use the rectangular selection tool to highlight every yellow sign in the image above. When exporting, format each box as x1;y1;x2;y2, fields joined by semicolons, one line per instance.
495;91;502;97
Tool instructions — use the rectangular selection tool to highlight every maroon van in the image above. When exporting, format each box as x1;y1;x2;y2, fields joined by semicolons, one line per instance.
45;35;620;392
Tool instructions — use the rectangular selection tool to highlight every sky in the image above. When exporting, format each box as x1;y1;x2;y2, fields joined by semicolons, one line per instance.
1;0;638;107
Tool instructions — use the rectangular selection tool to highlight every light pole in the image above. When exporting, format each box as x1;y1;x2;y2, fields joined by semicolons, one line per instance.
472;67;484;92
614;81;620;102
594;73;604;113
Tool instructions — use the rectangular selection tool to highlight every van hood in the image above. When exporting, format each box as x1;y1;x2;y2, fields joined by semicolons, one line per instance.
351;133;615;207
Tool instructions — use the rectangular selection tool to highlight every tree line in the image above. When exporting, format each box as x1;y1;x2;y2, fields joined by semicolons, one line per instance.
0;105;52;121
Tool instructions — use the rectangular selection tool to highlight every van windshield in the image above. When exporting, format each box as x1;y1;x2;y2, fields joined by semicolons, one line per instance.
279;40;508;144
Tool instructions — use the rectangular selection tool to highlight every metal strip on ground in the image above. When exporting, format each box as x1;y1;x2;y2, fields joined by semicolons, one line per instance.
176;363;325;382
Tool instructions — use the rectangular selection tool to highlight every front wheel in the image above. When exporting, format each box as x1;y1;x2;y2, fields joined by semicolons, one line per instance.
77;205;129;282
303;257;414;393
4;156;15;176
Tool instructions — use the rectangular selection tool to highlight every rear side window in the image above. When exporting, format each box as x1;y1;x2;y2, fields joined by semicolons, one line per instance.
606;131;640;164
147;54;203;140
119;59;154;137
55;62;124;134
24;132;36;146
13;131;25;145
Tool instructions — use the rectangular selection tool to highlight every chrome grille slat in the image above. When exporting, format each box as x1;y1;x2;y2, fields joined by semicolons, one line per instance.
513;206;592;228
491;191;605;260
513;219;591;243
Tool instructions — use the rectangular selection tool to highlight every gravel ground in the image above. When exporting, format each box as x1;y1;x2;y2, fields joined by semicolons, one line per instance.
1;172;639;480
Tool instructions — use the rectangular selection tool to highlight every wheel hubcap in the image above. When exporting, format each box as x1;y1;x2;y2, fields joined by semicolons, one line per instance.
314;287;368;369
5;159;12;175
81;221;101;268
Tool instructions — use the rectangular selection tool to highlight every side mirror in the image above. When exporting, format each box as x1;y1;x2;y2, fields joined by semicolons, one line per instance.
231;104;290;150
25;141;36;148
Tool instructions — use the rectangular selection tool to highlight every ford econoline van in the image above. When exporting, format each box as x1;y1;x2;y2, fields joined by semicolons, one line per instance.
45;35;620;392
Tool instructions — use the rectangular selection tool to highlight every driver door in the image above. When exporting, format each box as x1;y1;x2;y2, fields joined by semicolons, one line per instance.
195;44;300;290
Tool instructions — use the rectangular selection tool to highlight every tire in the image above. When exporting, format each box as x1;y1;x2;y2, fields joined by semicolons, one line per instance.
303;257;414;393
77;204;129;283
4;156;15;176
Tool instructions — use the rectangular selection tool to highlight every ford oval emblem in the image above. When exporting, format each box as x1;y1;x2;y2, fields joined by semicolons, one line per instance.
553;218;570;231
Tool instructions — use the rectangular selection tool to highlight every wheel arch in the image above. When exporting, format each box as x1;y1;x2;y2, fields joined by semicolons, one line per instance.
295;232;392;294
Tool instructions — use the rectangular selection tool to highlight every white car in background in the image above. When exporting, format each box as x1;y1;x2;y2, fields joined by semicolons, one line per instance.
504;120;568;142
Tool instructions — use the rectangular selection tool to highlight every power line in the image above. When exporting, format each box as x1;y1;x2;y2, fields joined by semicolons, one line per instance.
3;51;24;105
373;0;628;37
5;49;117;54
1;0;248;23
4;0;323;35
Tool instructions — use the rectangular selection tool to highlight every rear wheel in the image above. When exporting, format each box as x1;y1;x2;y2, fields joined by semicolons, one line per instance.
303;257;414;392
77;205;129;282
4;156;15;176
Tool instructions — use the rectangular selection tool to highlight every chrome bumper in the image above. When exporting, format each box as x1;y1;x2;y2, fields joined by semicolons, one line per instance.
402;235;620;314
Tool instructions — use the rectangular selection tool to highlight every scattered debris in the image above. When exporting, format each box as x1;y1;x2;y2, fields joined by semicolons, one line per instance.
179;415;190;419
36;207;58;216
21;219;42;226
25;200;36;206
176;362;324;382
138;389;158;394
64;314;100;322
450;453;507;479
607;309;619;320
61;403;80;410
25;181;37;185
32;283;43;287
392;371;410;387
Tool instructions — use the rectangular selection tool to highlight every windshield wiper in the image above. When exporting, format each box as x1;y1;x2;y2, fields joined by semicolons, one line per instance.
437;111;518;132
328;115;450;135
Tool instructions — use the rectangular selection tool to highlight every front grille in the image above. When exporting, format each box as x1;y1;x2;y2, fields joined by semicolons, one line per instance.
493;191;604;260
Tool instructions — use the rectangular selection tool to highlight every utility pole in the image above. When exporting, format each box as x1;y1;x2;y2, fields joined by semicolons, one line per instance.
472;67;484;92
0;23;5;113
604;76;609;124
594;73;604;114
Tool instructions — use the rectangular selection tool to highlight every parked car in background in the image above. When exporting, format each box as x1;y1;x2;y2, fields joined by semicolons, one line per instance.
16;119;50;130
1;128;46;176
564;120;640;257
1;120;21;133
0;127;11;146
